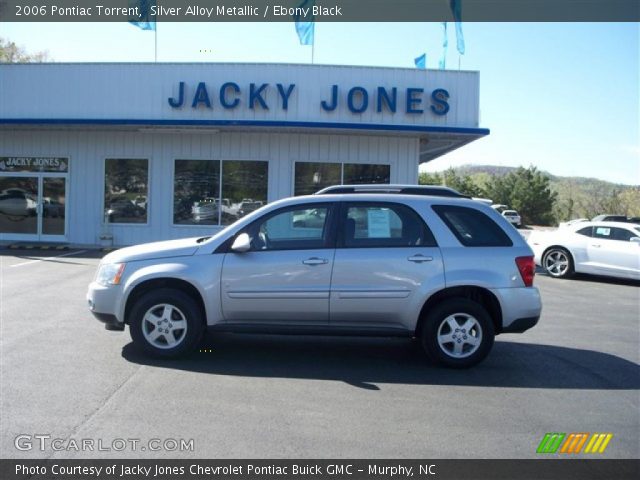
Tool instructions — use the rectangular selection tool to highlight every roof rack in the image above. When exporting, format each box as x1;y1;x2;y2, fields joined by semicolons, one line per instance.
314;184;470;198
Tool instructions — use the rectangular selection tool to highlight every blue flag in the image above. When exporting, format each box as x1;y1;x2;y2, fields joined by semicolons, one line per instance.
294;0;315;45
129;0;156;31
450;0;465;55
414;54;426;69
439;22;448;70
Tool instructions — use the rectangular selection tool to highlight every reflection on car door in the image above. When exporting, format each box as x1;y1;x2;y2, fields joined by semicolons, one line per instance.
221;204;336;324
329;202;445;331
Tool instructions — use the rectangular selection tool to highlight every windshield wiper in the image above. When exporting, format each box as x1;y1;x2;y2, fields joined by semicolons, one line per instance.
196;236;211;243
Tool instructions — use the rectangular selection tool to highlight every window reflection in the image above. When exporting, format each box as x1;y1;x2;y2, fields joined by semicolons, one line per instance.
104;159;148;224
172;159;268;226
294;162;341;196
221;161;268;225
344;164;390;184
174;160;220;225
294;162;390;196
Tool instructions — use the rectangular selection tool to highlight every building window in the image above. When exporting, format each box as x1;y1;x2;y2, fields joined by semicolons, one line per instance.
173;159;268;226
104;158;148;224
294;162;390;196
221;160;268;225
343;164;390;185
294;162;341;196
174;160;220;225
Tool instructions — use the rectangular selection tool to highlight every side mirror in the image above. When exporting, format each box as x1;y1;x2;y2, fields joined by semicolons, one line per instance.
630;237;640;244
231;233;251;253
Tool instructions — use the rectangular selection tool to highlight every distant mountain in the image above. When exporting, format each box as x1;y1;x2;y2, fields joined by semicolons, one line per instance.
449;164;635;189
431;165;640;220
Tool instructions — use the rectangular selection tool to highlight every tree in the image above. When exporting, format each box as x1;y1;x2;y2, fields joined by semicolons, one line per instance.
419;168;485;197
0;37;50;63
441;168;485;197
485;166;557;225
418;171;442;185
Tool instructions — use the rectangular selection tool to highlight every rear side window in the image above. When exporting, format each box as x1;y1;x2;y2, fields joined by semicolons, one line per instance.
576;227;593;237
341;202;436;248
433;205;513;247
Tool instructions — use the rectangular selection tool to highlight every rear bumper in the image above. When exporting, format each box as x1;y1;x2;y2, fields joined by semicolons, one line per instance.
491;286;542;333
501;315;540;333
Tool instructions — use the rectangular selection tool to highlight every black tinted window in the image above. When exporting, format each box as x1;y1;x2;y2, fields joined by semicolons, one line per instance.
433;205;513;247
577;227;593;237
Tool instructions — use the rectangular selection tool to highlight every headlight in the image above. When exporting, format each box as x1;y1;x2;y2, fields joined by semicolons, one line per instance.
96;263;126;286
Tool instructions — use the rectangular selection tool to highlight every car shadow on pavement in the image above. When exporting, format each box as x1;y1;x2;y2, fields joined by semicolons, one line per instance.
121;334;640;391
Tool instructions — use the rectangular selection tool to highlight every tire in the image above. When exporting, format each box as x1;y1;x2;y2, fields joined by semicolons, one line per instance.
129;288;204;358
542;247;574;278
421;298;495;369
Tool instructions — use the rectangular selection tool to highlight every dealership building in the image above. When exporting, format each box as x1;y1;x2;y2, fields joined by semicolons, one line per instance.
0;63;488;246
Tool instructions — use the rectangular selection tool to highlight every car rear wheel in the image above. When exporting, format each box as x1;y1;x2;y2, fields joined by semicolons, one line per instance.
542;247;574;278
421;298;495;368
129;288;204;358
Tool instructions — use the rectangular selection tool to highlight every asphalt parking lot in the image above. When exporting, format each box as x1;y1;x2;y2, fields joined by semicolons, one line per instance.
1;249;638;459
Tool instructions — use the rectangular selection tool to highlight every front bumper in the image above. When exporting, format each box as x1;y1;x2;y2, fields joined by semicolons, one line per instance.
87;281;124;330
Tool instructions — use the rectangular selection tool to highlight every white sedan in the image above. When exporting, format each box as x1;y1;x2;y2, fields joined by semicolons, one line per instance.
528;221;640;280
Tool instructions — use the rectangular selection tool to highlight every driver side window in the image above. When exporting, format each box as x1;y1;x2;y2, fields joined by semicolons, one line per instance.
250;206;331;251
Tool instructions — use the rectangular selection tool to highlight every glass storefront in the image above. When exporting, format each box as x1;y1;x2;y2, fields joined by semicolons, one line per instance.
0;177;38;235
0;157;68;239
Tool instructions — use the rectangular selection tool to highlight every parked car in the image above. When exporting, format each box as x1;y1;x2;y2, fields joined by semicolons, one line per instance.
501;210;521;227
591;214;631;222
558;218;588;228
87;186;541;368
238;200;263;217
0;188;37;217
528;221;640;280
106;198;145;222
191;197;218;223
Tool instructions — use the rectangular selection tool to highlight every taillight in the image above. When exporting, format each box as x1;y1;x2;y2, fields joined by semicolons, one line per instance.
515;256;535;287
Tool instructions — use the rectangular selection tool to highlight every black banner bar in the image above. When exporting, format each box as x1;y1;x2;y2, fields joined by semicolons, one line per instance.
1;0;639;22
2;459;639;480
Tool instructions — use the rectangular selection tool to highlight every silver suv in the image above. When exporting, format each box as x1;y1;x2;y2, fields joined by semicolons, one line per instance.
87;186;541;368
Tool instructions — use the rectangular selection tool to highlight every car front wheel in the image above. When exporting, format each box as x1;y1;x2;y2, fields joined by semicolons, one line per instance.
542;247;574;278
129;288;204;358
421;298;495;368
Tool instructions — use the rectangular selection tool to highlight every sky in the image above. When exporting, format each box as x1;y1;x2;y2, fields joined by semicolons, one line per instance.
1;21;639;185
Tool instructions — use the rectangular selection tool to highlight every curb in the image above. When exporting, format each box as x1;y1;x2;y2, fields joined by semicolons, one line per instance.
6;244;70;251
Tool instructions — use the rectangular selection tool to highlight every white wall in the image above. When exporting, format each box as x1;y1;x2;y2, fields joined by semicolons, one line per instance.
0;129;418;246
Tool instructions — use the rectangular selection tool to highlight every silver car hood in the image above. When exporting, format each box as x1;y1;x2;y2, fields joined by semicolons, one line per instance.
102;237;203;264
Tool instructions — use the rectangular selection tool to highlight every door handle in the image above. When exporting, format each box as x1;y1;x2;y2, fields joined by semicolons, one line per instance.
591;244;601;248
302;257;328;265
408;254;433;263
